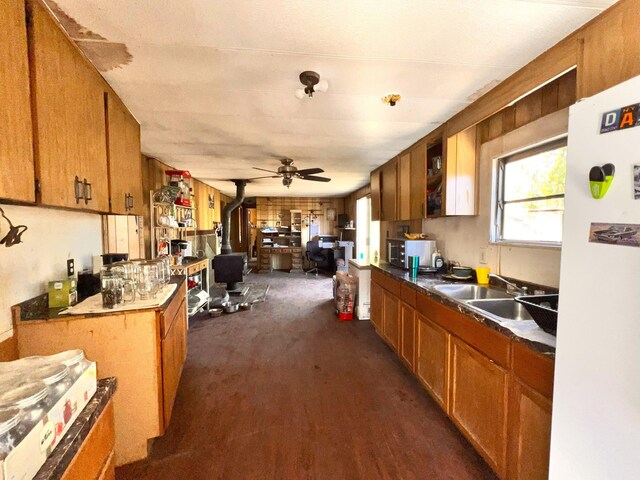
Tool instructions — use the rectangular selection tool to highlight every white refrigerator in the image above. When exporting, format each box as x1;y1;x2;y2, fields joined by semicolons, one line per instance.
550;75;640;479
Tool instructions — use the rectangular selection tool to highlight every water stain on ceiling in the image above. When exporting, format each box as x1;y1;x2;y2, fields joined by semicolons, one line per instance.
45;0;132;72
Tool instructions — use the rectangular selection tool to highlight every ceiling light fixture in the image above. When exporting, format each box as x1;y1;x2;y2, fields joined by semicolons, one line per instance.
295;71;329;99
382;93;401;106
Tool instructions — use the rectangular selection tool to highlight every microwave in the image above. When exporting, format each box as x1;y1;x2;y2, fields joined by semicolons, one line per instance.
387;239;436;269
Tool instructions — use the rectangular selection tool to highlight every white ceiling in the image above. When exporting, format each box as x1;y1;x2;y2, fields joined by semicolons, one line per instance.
48;0;616;197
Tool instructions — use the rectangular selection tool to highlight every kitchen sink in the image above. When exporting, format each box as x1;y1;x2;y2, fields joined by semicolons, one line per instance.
432;284;513;301
466;299;534;321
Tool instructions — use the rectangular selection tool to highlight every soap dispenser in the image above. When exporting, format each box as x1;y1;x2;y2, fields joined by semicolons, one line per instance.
432;249;444;269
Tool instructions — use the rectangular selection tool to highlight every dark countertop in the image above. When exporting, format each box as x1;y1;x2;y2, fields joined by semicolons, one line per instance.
17;276;185;322
34;377;117;480
371;262;556;357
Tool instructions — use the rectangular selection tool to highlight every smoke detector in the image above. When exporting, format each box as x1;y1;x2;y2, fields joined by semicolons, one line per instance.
382;93;401;106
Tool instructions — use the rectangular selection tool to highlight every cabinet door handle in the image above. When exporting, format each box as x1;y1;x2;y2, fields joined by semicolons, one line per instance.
83;179;92;204
124;193;130;211
129;194;134;210
74;176;83;204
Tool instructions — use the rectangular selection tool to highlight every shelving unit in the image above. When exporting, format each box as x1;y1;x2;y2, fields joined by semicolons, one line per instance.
150;194;209;318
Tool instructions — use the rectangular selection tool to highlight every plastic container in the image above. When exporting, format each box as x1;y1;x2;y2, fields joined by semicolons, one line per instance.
0;407;25;460
49;350;92;381
476;267;490;284
0;382;51;430
30;364;73;403
515;294;559;335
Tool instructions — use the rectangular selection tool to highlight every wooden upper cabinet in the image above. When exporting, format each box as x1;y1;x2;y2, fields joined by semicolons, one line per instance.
28;0;109;212
370;169;381;221
380;159;397;221
0;0;35;203
106;94;143;215
398;153;411;221
445;125;477;216
410;143;427;219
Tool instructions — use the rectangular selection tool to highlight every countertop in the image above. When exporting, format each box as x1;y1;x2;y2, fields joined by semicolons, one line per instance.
34;377;117;480
16;276;185;322
371;262;556;356
348;258;370;268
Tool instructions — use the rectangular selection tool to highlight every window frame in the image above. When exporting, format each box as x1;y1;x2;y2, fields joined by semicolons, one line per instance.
491;136;567;248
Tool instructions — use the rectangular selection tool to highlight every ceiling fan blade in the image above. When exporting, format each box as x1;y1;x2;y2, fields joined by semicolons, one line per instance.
252;167;280;174
300;175;331;182
247;175;280;180
295;168;324;175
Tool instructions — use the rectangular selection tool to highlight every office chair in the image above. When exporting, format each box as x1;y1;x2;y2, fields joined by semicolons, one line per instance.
305;240;328;276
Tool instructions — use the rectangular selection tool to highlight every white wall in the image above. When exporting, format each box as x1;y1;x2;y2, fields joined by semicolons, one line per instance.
0;205;102;342
422;108;569;288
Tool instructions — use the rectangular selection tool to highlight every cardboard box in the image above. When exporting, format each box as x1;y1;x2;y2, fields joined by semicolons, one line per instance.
48;279;78;308
0;362;97;480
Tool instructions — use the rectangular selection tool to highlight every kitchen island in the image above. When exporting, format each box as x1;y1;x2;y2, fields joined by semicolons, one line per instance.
369;262;555;480
12;277;188;466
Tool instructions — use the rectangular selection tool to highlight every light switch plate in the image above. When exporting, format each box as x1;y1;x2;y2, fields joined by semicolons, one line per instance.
479;248;487;264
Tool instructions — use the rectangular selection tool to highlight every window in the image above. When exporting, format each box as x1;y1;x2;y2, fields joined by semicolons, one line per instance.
493;138;567;246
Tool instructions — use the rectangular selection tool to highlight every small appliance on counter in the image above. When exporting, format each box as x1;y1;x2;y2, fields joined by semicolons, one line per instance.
387;239;437;269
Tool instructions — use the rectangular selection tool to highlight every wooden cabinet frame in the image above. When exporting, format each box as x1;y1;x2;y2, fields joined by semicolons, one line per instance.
370;270;554;480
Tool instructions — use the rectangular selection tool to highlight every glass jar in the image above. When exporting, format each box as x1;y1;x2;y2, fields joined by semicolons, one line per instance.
49;350;91;381
29;364;73;402
0;382;50;430
101;271;123;308
0;407;25;460
149;257;171;287
111;261;138;283
136;262;159;300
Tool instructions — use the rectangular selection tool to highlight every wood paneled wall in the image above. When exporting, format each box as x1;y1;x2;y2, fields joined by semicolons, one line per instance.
256;197;344;236
477;69;576;145
447;0;640;136
343;184;371;227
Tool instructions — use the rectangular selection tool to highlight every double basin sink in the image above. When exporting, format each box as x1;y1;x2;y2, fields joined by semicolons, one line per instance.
431;284;533;322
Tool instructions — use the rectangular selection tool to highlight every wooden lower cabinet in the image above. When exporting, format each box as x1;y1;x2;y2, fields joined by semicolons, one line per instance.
507;379;552;480
415;312;449;410
161;297;188;427
15;285;188;466
371;270;554;479
382;289;400;351
399;301;415;370
449;336;509;478
370;281;383;332
62;400;115;480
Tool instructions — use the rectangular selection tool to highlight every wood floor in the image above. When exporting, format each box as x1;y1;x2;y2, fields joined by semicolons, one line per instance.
116;272;496;480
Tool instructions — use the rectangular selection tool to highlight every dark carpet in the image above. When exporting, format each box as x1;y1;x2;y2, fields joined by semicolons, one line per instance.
116;271;496;480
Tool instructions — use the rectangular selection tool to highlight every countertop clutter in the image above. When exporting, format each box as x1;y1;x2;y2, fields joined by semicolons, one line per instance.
371;262;556;355
34;378;117;480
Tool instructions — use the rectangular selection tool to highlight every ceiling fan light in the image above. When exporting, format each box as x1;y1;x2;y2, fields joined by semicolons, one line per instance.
295;89;305;99
315;79;329;92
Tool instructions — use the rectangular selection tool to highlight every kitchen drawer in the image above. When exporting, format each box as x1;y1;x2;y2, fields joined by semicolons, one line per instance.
417;292;510;368
187;260;207;276
511;341;554;399
401;284;417;307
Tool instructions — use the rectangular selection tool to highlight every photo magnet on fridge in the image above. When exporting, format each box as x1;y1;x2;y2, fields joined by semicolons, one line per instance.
589;222;640;248
634;165;640;200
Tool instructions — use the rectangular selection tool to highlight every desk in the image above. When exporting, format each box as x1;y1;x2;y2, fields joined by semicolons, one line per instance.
258;246;303;272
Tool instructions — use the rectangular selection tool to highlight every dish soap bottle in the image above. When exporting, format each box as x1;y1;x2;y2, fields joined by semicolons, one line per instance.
432;249;444;269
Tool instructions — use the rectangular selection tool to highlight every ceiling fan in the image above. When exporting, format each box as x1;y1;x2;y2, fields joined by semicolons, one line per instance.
250;158;331;188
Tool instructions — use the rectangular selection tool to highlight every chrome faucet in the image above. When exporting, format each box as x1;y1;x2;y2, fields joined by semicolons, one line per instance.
488;274;528;295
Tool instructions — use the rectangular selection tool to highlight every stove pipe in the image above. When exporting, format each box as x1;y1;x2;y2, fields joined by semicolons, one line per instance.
221;180;246;254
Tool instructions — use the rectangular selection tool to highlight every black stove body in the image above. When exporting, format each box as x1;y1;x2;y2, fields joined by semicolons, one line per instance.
213;253;248;293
